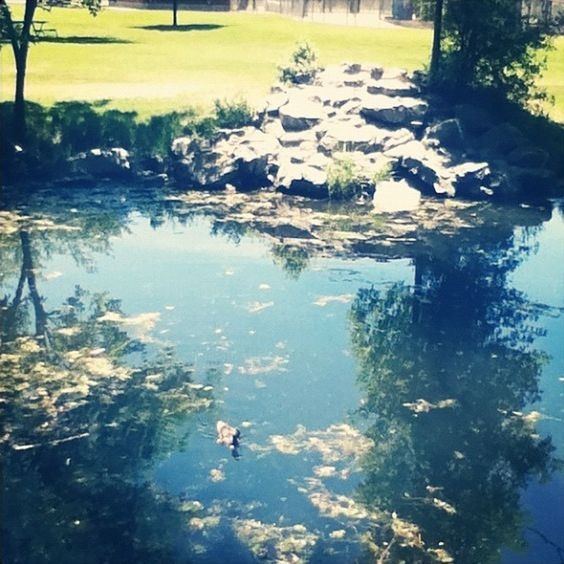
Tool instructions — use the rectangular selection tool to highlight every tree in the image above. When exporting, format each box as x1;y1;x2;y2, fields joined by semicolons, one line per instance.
429;0;444;82
0;0;101;143
172;0;178;27
432;0;552;107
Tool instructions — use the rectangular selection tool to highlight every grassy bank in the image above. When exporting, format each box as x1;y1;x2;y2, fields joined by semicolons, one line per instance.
1;8;436;116
1;8;563;120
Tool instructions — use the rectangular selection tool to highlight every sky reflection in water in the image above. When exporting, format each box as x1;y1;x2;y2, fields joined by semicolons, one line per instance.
0;191;563;564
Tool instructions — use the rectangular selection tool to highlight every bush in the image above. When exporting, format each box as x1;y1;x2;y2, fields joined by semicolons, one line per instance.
327;156;364;200
372;162;393;184
213;98;254;129
278;42;321;85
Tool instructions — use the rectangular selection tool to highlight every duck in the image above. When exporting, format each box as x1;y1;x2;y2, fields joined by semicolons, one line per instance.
216;420;241;451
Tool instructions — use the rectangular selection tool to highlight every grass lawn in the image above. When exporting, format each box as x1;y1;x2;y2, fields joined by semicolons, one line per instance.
1;7;563;122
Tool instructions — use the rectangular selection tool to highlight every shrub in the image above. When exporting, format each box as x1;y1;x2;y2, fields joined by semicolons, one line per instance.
327;156;364;200
278;42;321;85
372;162;393;184
213;98;254;129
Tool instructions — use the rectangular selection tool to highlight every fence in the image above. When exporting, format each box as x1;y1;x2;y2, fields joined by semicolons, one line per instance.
245;0;564;29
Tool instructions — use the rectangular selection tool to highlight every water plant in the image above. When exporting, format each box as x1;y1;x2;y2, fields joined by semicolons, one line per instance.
327;156;364;200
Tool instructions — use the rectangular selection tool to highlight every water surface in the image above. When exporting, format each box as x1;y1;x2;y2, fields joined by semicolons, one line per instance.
1;187;563;563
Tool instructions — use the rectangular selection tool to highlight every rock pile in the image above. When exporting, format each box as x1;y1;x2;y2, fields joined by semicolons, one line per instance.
167;63;554;206
70;63;556;207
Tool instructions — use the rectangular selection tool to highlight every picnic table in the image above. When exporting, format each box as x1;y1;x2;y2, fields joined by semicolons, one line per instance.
11;20;58;40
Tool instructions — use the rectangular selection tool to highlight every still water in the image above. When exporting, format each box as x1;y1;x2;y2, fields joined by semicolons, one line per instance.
1;187;563;563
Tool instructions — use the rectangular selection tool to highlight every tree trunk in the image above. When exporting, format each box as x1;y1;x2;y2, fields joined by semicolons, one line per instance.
430;0;444;84
173;0;178;26
14;48;29;142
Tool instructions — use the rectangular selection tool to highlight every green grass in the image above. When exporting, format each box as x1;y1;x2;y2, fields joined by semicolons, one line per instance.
0;8;429;117
1;8;563;121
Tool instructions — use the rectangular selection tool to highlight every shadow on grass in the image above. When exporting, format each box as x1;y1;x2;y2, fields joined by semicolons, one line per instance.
133;24;225;32
38;35;133;44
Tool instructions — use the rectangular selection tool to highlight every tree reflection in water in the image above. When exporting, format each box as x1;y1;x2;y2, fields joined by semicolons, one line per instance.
0;221;214;563
349;227;561;562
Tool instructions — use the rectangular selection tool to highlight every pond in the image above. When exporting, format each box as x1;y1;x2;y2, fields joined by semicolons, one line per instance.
1;185;563;564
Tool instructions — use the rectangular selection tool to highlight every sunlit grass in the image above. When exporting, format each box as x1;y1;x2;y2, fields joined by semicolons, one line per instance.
0;8;562;121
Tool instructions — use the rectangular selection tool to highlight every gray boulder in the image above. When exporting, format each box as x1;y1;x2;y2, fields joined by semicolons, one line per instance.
455;104;494;135
506;145;549;168
373;179;421;213
78;148;133;179
279;100;326;131
361;95;428;127
424;119;465;153
366;77;417;97
319;122;383;154
480;123;527;156
170;128;280;189
275;162;328;198
451;161;491;198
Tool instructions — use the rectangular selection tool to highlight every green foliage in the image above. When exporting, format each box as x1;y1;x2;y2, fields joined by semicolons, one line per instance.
438;0;553;109
278;42;321;85
213;98;254;129
327;156;363;200
372;162;393;184
413;0;434;21
135;112;184;157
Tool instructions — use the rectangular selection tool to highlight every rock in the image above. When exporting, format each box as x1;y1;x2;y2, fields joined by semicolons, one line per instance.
366;77;417;97
380;128;416;152
319;122;385;154
138;155;166;175
275;162;328;198
279;100;326;131
424;119;465;153
78;148;133;179
508;166;556;194
262;118;286;139
279;129;318;148
370;66;384;80
479;123;527;156
455;104;494;135
451;161;491;197
170;128;279;189
387;140;454;196
506;145;549;168
343;62;363;74
373;179;421;212
264;92;290;116
171;136;197;157
382;68;408;80
139;172;168;187
361;95;428;127
339;99;363;115
316;64;370;88
319;86;362;109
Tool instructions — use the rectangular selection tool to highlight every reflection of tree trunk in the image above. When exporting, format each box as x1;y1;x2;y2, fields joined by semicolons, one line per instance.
20;231;49;343
0;261;27;345
412;255;424;325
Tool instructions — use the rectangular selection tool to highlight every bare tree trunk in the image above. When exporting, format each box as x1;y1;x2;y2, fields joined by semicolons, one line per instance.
430;0;444;84
13;47;29;141
173;0;178;26
1;0;37;143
